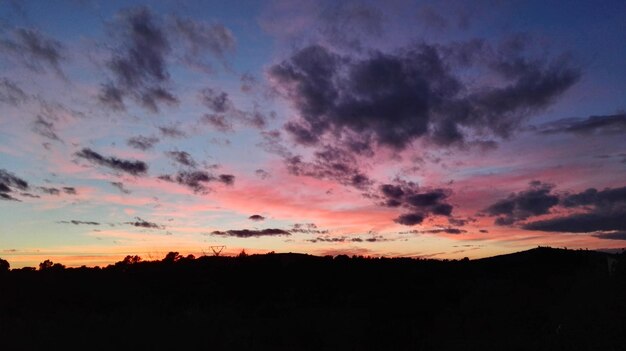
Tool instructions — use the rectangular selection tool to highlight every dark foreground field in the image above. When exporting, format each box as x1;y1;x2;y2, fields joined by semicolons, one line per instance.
1;247;625;350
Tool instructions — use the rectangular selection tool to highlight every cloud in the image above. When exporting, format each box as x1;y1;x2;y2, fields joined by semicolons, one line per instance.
521;185;626;234
99;6;178;112
523;212;626;233
198;87;269;130
0;193;20;201
284;144;372;190
0;169;29;193
199;87;232;113
290;223;329;235
394;213;426;226
211;228;290;238
58;220;100;225
255;169;270;179
20;192;40;198
248;214;265;221
158;125;186;138
127;135;159;150
0;78;28;105
0;27;66;76
158;170;234;193
307;235;391;243
126;217;163;229
32;115;61;141
537;114;626;135
62;187;77;195
110;181;131;194
483;181;559;225
171;16;236;72
401;228;467;235
201;114;233;132
560;186;626;209
592;231;626;241
38;186;60;195
375;180;454;226
269;40;579;151
75;148;148;176
485;183;626;238
218;174;235;185
165;151;197;168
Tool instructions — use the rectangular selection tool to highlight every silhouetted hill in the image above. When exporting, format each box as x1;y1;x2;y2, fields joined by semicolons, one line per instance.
0;248;624;350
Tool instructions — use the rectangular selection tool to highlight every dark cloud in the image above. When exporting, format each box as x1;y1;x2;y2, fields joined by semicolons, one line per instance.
0;27;66;76
218;174;235;185
75;148;148;176
537;114;626;135
269;40;579;151
172;16;236;73
126;217;163;229
248;215;265;221
284;144;372;190
290;223;329;235
395;213;426;226
306;234;390;243
483;181;559;225
0;193;20;201
20;192;40;198
201;114;233;132
523;212;626;233
424;228;466;234
127;135;159;150
211;228;290;238
375;180;455;226
158;170;234;193
0;78;28;105
165;151;197;168
522;185;626;234
62;187;77;195
38;186;60;195
158;125;186;138
32;115;61;141
99;6;178;112
255;169;270;179
110;181;131;194
592;231;626;241
485;183;626;238
200;87;231;113
0;169;29;192
0;183;11;193
198;87;269;130
58;220;100;226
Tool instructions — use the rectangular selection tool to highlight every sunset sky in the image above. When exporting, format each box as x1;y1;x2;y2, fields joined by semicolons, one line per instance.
1;0;625;268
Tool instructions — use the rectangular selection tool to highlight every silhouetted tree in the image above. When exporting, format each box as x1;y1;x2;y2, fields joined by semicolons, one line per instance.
38;260;65;271
39;259;53;271
163;252;182;263
237;249;248;258
122;255;142;265
0;258;9;272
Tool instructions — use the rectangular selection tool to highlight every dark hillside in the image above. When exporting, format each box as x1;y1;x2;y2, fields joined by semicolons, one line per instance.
0;248;624;350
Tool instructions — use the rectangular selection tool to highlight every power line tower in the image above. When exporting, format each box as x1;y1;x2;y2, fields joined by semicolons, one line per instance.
210;245;225;256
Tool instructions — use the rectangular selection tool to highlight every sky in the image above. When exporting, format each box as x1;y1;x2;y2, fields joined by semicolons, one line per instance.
0;0;625;268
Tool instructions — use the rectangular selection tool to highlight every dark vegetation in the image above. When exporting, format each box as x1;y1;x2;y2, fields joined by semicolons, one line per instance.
1;247;625;350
